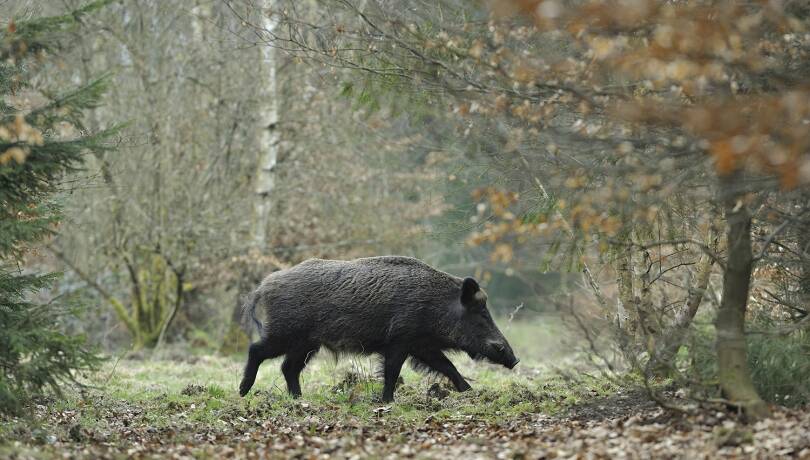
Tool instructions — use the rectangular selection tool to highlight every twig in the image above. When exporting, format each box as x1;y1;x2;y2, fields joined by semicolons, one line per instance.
508;303;524;323
753;219;791;262
618;239;726;270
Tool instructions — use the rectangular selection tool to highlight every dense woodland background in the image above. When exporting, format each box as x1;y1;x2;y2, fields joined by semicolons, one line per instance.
2;0;810;457
5;0;567;353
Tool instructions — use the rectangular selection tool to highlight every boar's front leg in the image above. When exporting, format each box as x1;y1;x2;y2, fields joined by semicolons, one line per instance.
413;349;471;392
381;347;408;403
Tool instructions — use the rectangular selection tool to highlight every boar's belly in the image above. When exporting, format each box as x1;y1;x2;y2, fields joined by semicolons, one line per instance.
320;336;386;355
311;317;395;355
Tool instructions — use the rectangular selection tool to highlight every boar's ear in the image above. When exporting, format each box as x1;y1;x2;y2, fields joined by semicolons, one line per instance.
460;277;481;308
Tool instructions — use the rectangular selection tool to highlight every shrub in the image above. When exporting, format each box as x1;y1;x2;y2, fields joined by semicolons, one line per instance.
682;320;810;407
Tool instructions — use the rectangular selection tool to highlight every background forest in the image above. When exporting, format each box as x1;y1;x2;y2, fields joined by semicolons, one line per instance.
2;0;810;457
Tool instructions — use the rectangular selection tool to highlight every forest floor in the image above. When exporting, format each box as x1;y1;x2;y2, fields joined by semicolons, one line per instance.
1;318;809;459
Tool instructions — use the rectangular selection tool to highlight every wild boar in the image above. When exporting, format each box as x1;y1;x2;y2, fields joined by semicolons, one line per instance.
238;256;519;402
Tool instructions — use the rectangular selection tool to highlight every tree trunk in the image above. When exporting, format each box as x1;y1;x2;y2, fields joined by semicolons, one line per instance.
229;0;282;352
638;249;655;337
253;1;281;250
799;196;810;313
616;244;635;333
715;173;769;421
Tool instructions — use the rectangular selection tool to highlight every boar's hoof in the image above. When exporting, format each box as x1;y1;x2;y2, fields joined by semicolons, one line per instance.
456;381;472;392
238;381;251;397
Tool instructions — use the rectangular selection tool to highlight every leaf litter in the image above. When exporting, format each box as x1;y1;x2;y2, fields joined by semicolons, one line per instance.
1;358;808;459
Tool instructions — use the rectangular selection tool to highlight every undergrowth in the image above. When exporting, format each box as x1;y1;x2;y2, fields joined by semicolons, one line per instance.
685;319;810;407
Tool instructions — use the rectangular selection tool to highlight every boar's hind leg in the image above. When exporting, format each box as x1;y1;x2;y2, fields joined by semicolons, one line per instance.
239;340;285;397
281;344;319;398
412;350;471;392
382;348;409;403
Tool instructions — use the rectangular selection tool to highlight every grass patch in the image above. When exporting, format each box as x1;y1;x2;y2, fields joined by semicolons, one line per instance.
0;315;625;457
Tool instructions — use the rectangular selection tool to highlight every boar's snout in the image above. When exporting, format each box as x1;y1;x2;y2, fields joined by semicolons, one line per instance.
487;339;519;369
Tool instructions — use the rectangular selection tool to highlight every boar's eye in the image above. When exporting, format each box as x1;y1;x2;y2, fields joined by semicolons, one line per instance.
475;311;490;326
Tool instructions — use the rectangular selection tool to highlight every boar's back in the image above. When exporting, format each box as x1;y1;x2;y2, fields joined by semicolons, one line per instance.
256;256;462;353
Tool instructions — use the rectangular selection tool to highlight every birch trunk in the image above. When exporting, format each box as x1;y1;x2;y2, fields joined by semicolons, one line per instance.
222;1;282;349
253;2;281;250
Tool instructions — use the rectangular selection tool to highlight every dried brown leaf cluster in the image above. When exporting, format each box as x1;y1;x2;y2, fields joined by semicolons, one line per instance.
0;115;44;165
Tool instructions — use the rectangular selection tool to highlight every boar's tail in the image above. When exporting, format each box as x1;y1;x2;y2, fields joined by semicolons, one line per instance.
240;290;263;336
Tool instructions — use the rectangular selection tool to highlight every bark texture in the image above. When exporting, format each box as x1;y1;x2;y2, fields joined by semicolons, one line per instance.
799;197;810;312
715;175;769;421
253;1;281;249
616;245;635;333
